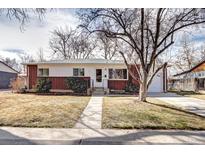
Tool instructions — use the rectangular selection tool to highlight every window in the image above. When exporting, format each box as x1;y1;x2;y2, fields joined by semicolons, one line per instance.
109;69;127;79
73;68;84;76
38;68;49;77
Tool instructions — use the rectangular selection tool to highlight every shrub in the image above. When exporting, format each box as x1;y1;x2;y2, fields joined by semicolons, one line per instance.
65;77;88;93
10;77;27;93
124;81;139;94
36;78;52;93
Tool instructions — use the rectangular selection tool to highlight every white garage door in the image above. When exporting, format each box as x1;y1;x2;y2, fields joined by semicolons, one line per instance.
148;71;163;92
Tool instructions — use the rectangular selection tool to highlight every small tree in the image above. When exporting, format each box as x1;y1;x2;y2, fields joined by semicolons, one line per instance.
10;77;26;93
174;33;200;72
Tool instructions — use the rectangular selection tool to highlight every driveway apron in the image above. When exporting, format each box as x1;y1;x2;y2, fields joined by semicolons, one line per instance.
152;93;205;117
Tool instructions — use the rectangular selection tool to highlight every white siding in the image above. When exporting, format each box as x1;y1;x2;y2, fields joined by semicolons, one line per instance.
37;63;164;91
37;63;127;88
0;62;17;73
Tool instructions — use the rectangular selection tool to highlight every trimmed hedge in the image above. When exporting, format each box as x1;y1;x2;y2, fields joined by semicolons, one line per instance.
65;77;89;93
36;78;52;93
124;81;139;94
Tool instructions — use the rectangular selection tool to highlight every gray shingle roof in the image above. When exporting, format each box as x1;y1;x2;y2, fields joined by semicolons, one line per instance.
23;59;125;65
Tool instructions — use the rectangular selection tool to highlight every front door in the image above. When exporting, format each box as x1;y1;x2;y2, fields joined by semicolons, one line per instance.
95;69;102;87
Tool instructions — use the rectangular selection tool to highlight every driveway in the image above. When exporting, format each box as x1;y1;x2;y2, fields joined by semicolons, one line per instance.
0;127;205;144
0;89;11;93
150;92;205;117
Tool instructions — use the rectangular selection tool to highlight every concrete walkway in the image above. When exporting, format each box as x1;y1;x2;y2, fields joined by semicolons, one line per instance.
150;93;205;117
0;127;205;144
74;95;103;129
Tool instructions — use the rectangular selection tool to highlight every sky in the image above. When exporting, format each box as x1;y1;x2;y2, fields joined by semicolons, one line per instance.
0;9;78;61
0;8;205;68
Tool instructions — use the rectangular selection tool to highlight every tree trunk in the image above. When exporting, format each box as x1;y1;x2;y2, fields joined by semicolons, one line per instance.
138;75;148;102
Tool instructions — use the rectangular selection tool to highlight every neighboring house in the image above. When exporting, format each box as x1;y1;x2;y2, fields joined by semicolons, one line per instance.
170;60;205;91
0;61;18;89
24;59;167;93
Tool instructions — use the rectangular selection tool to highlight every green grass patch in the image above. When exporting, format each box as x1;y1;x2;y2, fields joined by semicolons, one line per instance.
102;97;205;130
0;93;90;128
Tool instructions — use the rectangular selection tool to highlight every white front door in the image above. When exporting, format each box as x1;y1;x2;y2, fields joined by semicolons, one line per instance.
95;69;103;87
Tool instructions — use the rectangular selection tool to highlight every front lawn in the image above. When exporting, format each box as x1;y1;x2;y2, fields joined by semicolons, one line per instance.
102;97;205;130
0;93;90;128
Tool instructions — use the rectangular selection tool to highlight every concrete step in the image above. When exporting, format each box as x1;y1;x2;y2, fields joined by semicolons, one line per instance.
92;88;105;96
93;92;104;95
94;88;104;92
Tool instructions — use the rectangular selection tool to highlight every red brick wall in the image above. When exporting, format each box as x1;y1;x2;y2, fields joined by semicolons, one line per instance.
27;65;91;90
28;65;37;89
41;77;67;90
38;77;91;90
108;64;140;90
108;80;128;90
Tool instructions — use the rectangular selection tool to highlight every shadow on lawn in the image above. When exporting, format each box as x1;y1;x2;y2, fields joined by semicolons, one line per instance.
72;111;205;145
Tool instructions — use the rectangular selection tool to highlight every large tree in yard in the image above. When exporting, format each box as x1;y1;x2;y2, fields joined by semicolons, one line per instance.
78;8;205;101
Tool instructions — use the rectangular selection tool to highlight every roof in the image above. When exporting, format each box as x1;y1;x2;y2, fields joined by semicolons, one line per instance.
0;61;19;73
23;59;125;65
174;59;205;77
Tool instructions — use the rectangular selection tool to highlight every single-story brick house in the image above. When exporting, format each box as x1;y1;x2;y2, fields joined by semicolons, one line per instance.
23;59;167;93
0;61;18;89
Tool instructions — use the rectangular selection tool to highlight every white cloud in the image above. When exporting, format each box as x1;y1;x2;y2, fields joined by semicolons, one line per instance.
0;9;78;61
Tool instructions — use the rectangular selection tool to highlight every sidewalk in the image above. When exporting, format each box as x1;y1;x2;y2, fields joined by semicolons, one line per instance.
0;127;205;144
74;95;103;129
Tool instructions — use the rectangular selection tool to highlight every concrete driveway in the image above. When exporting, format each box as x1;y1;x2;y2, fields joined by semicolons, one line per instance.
0;89;11;93
150;92;205;117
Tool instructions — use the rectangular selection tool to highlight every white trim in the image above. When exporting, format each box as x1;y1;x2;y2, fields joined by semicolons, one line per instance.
73;68;85;77
108;68;128;80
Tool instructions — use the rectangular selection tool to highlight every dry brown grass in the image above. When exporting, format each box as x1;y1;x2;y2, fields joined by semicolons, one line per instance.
0;93;90;128
103;96;205;130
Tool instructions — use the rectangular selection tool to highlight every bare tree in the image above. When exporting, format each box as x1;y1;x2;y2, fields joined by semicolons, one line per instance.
37;47;45;62
200;45;205;60
18;53;35;74
49;27;96;59
78;8;205;101
0;8;46;30
49;27;74;59
19;53;35;64
96;33;119;60
174;33;199;72
0;57;20;72
71;31;97;59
